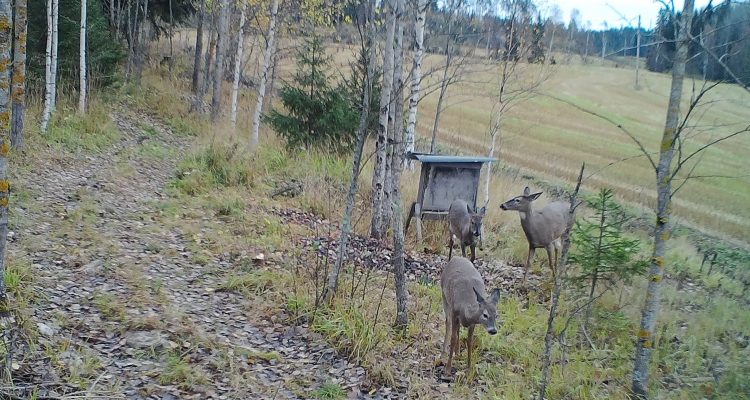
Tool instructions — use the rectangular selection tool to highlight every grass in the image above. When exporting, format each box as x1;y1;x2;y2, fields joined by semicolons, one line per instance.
159;351;210;389
44;100;120;152
312;381;347;399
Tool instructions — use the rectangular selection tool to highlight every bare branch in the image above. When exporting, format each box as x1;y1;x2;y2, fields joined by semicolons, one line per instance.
688;32;750;94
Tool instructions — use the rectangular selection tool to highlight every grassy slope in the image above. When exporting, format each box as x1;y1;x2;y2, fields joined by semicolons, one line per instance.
412;57;750;244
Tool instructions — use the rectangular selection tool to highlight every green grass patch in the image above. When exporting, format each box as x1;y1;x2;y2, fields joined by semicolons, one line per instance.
172;143;252;195
45;103;120;152
312;381;346;399
159;351;209;389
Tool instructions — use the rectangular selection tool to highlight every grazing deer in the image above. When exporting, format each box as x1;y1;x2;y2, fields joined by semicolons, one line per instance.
500;187;570;283
441;256;500;378
448;199;486;263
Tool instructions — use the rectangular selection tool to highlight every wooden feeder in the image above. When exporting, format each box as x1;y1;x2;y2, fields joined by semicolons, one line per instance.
405;152;496;243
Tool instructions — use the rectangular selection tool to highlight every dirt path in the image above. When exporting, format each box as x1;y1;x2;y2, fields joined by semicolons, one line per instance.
9;108;399;399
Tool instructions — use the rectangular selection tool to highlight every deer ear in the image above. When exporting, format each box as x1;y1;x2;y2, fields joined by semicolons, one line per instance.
472;286;485;304
529;192;543;201
489;288;501;305
523;187;531;196
478;206;486;215
466;203;472;214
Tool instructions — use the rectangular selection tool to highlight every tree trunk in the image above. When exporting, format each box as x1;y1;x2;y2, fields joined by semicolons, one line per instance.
230;0;247;127
250;0;279;149
126;0;135;78
483;116;499;206
0;0;12;308
390;0;408;330
538;164;584;400
635;15;641;89
135;0;149;84
79;0;87;113
322;0;377;303
41;0;58;133
632;1;694;397
404;0;427;167
369;0;396;239
382;0;405;237
195;17;216;112
210;0;229;121
168;0;173;72
263;47;278;113
10;0;26;149
191;1;204;94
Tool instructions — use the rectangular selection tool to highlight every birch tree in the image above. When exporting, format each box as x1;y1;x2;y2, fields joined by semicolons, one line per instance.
390;0;408;330
10;0;26;149
404;0;428;165
483;0;548;207
322;0;378;303
211;0;229;120
631;1;695;396
0;0;11;305
79;0;87;114
41;0;59;133
134;0;149;84
230;0;247;127
369;0;396;240
250;0;280;148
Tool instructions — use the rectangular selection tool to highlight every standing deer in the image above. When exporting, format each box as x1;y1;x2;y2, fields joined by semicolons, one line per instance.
448;199;486;262
500;187;569;282
441;256;500;378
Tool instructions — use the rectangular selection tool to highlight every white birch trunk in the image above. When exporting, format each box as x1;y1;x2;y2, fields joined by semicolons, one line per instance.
79;0;87;113
370;0;397;239
250;0;279;148
230;0;247;127
404;0;427;168
41;0;58;132
0;0;11;303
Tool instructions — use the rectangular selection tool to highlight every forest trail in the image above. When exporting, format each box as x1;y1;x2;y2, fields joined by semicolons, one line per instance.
8;107;400;399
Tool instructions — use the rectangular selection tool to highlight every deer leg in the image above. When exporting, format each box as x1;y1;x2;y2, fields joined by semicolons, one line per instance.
440;304;451;362
524;246;536;283
470;242;476;263
445;323;459;376
545;243;555;279
461;242;467;258
448;235;454;260
467;324;475;380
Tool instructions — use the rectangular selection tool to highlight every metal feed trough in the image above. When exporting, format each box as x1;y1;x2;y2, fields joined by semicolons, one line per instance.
404;152;496;243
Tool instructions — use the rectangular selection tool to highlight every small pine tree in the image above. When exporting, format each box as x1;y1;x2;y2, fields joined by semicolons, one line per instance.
265;35;358;152
570;188;647;305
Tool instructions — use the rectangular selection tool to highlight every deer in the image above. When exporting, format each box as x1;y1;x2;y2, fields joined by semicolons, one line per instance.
440;256;501;379
447;199;486;263
500;187;570;283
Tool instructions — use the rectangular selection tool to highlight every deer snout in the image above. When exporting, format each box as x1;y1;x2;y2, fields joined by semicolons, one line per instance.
487;326;498;335
500;203;508;210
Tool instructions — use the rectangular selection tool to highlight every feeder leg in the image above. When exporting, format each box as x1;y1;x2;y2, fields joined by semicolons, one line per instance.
405;202;416;236
415;203;423;247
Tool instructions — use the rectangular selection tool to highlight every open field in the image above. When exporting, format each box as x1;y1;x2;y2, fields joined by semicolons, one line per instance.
412;56;750;246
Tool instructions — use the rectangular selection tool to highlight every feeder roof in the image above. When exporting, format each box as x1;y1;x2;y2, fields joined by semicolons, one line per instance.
407;152;496;164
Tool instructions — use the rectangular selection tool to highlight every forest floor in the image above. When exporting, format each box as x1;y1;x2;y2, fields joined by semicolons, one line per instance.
5;102;539;399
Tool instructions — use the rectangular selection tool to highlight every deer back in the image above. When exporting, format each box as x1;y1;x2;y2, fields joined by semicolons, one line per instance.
523;201;569;247
441;257;500;331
